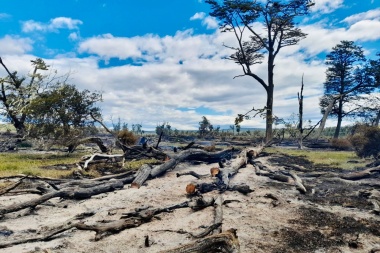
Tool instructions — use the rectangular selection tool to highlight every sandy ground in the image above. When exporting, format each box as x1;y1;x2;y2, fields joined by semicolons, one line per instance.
0;155;379;253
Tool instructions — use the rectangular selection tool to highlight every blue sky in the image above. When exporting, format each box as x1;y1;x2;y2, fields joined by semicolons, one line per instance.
1;0;380;130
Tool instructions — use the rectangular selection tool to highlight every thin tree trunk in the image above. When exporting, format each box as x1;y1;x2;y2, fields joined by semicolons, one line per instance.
315;96;338;141
334;98;344;138
374;110;380;127
297;76;304;149
266;85;274;143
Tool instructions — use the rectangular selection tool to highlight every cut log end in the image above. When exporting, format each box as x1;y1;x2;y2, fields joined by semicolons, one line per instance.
131;182;139;189
186;183;197;195
210;167;220;177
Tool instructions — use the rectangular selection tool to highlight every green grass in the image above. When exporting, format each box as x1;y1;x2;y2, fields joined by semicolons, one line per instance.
266;147;370;170
0;152;84;178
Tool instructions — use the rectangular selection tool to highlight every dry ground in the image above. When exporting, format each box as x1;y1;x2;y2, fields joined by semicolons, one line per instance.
0;151;379;253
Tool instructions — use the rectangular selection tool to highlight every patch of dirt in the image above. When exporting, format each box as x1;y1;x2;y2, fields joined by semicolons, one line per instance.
273;206;380;252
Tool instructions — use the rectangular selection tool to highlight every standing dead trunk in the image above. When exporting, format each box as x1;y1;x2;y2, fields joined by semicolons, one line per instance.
297;75;304;149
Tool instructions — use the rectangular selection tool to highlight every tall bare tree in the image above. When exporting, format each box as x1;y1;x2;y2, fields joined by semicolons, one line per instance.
206;0;311;142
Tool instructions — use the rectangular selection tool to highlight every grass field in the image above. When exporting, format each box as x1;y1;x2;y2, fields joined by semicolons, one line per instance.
0;152;84;178
266;147;369;170
0;140;370;179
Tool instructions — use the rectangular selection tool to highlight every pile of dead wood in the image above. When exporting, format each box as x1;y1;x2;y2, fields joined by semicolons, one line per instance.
0;143;266;251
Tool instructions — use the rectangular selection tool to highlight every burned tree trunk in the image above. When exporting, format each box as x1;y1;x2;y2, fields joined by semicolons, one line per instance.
160;228;240;253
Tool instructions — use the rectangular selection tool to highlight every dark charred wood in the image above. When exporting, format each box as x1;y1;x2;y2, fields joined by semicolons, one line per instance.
176;171;208;179
341;167;380;181
159;228;240;253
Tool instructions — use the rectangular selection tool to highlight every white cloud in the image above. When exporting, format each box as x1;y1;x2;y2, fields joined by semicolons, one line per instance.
190;12;218;29
69;32;80;41
310;0;344;14
342;8;380;24
22;17;83;33
296;18;380;56
203;16;219;29
3;3;379;130
50;17;82;30
67;28;328;130
0;35;33;55
190;12;206;20
0;13;11;19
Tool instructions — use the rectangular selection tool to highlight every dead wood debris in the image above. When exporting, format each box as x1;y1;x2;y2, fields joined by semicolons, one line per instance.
2;141;380;252
159;228;240;253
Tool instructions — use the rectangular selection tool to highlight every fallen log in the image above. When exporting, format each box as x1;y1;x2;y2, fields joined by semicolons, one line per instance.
131;164;152;188
0;211;96;248
370;199;380;215
195;182;253;195
177;171;209;179
271;174;291;183
0;176;27;196
288;171;307;194
150;148;235;178
213;195;223;234
124;145;167;160
340;166;380;181
159;228;240;253
0;179;124;216
81;153;124;169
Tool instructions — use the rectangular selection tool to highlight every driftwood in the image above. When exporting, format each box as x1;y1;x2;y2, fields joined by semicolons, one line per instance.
160;228;240;253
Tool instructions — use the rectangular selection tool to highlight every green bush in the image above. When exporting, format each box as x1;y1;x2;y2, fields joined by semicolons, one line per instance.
350;125;380;158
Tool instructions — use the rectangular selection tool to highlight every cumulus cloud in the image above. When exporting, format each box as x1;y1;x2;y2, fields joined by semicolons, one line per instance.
190;12;206;20
342;8;380;24
190;12;218;29
66;7;380;130
22;17;83;33
78;30;225;63
68;32;80;41
309;0;344;14
3;2;379;130
0;35;33;55
298;18;380;56
69;26;329;130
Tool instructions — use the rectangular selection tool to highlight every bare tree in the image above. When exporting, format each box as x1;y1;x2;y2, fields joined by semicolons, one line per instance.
206;0;311;142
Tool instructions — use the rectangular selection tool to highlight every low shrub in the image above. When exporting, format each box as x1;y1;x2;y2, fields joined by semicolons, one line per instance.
204;145;216;152
350;125;380;158
117;129;138;147
330;138;353;151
